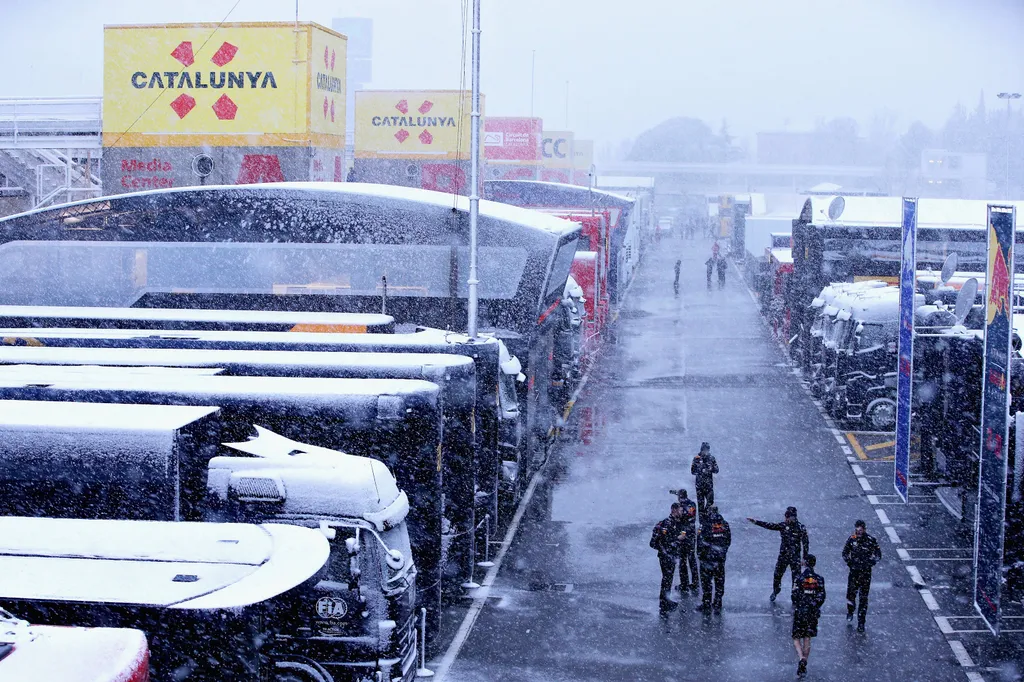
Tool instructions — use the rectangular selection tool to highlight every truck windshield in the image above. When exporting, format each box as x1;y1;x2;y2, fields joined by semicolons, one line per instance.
857;323;897;352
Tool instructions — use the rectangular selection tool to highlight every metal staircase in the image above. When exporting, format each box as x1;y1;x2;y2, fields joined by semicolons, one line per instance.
0;98;103;212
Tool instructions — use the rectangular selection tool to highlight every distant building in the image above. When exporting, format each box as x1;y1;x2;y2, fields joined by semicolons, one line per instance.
332;17;374;173
917;149;987;198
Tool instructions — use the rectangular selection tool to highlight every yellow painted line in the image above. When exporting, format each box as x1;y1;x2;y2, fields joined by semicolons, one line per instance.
865;440;895;451
847;432;868;460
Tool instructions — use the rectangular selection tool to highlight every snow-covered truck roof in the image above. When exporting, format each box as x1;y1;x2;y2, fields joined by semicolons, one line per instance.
0;346;474;377
0;181;581;239
0;517;329;609
0;305;393;331
811;280;889;308
0;368;441;402
0;324;484;348
212;427;409;529
0;399;218;432
0;623;148;682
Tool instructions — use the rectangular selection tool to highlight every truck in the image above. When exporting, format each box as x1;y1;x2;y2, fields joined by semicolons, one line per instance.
0;400;418;681
0;326;528;514
0;344;481;594
0;370;445;632
0;609;149;682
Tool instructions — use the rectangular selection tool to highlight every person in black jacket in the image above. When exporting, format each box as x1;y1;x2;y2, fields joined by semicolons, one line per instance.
842;519;882;632
792;554;826;678
695;506;731;614
690;442;719;519
650;503;686;603
673;259;682;296
669;488;699;592
747;506;810;601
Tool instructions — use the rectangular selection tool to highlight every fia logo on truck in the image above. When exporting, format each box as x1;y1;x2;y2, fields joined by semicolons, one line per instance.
315;596;349;619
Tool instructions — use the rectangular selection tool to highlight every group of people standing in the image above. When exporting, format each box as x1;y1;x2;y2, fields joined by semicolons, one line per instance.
650;442;883;678
672;240;729;297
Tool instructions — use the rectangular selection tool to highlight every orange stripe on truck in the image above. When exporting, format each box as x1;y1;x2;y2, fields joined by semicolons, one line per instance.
289;323;367;333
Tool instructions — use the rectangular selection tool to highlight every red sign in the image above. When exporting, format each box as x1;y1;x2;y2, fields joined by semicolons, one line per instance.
165;40;240;120
484;117;542;162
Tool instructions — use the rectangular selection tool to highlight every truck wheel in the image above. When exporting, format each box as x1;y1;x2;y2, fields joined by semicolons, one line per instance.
864;398;897;431
275;661;331;682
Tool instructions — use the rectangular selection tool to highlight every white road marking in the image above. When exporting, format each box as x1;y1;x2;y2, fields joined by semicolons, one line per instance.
966;672;986;682
841;445;853;455
824;418;836;428
948;640;975;667
897;548;911;561
847;456;857;462
867;495;880;505
885;526;902;543
875;508;890;524
858;477;873;491
906;565;925;587
851;464;865;476
934;616;954;634
920;590;940;611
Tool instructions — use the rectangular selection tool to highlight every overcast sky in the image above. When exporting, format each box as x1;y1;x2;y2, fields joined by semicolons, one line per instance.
3;0;1022;147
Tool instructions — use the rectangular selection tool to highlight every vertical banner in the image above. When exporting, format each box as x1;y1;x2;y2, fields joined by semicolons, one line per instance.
974;204;1016;635
894;197;917;504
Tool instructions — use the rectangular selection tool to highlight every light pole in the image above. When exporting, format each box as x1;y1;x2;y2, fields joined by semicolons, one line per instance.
997;92;1020;198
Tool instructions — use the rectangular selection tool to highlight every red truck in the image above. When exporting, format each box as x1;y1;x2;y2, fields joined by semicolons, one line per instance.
0;610;149;681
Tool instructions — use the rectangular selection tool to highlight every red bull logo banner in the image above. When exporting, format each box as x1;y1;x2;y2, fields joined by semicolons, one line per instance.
975;204;1017;635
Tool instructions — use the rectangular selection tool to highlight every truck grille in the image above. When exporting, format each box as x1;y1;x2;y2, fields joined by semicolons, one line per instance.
397;615;418;681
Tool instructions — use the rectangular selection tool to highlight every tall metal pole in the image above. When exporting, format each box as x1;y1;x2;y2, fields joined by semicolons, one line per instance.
564;80;569;128
467;0;481;340
997;92;1021;198
530;50;536;117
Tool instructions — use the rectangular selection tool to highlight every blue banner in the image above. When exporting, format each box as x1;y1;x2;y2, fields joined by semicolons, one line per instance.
894;198;917;504
975;205;1016;635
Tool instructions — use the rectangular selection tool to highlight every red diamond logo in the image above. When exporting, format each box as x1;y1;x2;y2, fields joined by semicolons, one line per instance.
169;93;196;119
395;99;408;114
418;100;433;114
419;130;433;145
211;94;238;120
395;129;410;143
171;41;195;67
330;99;335;122
323;97;329;118
330;49;336;70
210;42;238;67
324;46;329;68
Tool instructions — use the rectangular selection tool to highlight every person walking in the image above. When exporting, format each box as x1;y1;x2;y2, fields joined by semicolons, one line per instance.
842;519;882;632
716;256;727;289
746;506;810;602
669;488;700;592
673;259;682;296
690;442;718;519
705;257;715;290
792;554;826;678
694;505;731;614
650;503;686;604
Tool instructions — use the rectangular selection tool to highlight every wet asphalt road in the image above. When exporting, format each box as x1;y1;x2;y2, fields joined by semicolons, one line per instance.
438;235;970;682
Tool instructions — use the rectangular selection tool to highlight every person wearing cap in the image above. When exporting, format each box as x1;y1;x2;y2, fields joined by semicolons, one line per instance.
690;442;719;519
842;519;882;632
695;505;731;614
668;488;699;592
747;506;810;602
791;554;826;678
650;503;686;604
